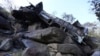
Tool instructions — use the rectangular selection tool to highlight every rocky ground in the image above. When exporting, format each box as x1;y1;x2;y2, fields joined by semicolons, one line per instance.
0;25;99;56
0;2;100;56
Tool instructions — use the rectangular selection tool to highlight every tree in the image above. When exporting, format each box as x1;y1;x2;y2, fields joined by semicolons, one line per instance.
83;22;100;37
62;13;75;23
90;0;100;21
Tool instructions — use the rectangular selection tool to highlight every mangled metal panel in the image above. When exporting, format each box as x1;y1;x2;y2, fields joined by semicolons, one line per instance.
12;2;86;43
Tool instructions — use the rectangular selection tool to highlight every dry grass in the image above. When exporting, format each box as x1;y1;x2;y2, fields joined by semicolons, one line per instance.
88;31;100;38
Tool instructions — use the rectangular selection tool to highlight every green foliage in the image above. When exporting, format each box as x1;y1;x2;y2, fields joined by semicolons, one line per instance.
90;0;100;20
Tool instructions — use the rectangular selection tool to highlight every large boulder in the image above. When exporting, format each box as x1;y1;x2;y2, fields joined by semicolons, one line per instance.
83;36;98;49
56;52;62;56
47;43;58;56
24;27;66;43
57;44;84;56
22;39;50;56
27;23;42;32
91;51;100;56
0;38;12;51
81;45;92;55
63;34;74;44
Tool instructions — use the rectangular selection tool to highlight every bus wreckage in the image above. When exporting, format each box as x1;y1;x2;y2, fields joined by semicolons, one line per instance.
12;2;87;43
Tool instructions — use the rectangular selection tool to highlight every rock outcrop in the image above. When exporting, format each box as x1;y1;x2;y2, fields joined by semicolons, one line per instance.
0;2;98;56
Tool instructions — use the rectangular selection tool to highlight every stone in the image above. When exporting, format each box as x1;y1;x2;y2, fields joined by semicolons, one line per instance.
12;52;22;56
0;9;14;31
0;53;12;56
91;51;100;56
62;54;74;56
0;38;12;51
63;34;74;44
56;52;62;56
83;36;98;49
57;44;83;56
27;23;41;32
49;52;56;56
22;39;46;48
81;45;92;55
0;50;23;56
0;34;10;42
22;47;50;56
47;43;58;52
13;23;22;33
22;39;50;56
22;47;36;56
24;27;66;43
